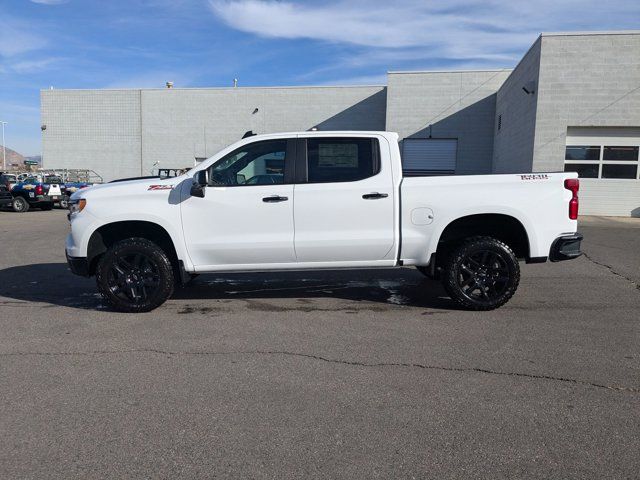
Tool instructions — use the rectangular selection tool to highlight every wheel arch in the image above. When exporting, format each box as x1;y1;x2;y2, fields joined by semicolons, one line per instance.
433;213;532;261
86;220;183;279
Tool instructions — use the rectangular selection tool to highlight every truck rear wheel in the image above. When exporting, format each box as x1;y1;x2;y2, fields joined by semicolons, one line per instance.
96;238;175;312
12;197;29;213
442;236;520;310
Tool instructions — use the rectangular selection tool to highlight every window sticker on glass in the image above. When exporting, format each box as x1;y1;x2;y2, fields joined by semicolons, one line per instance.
318;143;359;168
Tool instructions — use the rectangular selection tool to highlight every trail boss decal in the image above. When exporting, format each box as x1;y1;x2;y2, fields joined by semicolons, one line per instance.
148;185;173;191
520;174;549;181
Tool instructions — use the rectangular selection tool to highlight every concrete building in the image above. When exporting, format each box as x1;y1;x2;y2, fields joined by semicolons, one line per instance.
41;31;640;216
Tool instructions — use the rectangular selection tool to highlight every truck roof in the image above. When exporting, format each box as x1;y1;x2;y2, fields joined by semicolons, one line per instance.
242;131;399;141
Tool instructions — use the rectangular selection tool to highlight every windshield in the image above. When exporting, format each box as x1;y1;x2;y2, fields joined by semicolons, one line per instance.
45;176;63;184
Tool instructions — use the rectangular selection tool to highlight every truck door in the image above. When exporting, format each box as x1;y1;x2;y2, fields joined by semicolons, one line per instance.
293;136;396;263
181;138;297;270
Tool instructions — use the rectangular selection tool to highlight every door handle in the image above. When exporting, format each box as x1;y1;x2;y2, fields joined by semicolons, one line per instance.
362;192;389;200
262;195;289;203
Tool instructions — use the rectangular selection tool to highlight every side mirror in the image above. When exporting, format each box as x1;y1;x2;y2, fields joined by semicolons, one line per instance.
236;173;246;184
190;170;207;198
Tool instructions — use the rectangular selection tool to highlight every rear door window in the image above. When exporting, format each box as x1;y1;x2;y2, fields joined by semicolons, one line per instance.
305;138;379;183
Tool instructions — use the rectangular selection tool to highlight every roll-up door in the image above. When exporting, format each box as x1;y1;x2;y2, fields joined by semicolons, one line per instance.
402;138;457;176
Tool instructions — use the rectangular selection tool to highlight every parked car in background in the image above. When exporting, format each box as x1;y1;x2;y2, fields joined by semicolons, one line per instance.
0;176;13;209
1;173;18;190
66;131;583;313
41;175;68;208
61;181;92;208
9;177;58;212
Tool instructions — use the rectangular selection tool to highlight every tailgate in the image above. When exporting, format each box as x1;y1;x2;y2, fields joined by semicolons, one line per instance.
48;184;63;196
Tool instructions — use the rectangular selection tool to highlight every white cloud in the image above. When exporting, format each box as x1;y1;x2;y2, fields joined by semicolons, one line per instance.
30;0;69;4
0;24;46;57
9;58;62;74
209;0;640;64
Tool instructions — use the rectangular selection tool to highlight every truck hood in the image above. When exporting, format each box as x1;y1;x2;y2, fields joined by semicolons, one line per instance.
69;175;189;201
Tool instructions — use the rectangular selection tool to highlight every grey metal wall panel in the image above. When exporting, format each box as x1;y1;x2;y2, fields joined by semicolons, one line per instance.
41;89;142;181
492;38;541;174
533;33;640;173
42;86;386;182
140;86;387;177
386;70;510;175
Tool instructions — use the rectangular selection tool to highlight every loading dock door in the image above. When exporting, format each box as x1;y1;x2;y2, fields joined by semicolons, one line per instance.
402;138;457;176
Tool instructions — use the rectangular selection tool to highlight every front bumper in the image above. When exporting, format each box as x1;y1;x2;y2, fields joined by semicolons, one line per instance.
550;233;583;262
66;250;90;277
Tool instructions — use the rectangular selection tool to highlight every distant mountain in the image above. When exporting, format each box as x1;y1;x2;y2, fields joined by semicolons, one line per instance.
0;145;25;169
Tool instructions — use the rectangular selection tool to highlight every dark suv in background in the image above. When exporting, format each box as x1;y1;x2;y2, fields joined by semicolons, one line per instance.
0;173;14;209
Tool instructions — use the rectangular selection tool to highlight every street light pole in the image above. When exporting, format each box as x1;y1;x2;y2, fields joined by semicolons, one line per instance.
0;121;7;172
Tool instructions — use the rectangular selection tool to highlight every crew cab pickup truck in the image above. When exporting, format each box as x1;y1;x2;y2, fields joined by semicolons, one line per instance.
66;131;582;312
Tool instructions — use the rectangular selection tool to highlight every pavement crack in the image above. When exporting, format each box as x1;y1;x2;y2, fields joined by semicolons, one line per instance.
582;252;640;291
2;348;638;394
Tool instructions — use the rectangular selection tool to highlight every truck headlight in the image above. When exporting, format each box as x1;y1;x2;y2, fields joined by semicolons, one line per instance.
68;198;86;215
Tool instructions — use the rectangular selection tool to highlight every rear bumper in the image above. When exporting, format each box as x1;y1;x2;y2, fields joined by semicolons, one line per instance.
29;195;52;204
66;251;90;277
550;233;583;262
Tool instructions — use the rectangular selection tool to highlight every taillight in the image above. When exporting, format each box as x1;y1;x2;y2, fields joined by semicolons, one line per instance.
564;178;579;220
35;185;43;196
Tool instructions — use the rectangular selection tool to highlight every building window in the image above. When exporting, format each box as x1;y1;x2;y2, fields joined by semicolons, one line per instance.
564;144;639;180
603;146;639;161
565;146;600;161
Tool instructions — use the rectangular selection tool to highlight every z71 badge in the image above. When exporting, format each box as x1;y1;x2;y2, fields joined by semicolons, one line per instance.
148;185;173;191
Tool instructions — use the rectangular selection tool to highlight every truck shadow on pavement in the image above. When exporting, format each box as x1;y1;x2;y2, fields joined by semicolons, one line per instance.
0;263;459;311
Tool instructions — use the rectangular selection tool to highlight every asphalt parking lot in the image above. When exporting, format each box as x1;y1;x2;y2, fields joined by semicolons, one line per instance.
0;210;638;479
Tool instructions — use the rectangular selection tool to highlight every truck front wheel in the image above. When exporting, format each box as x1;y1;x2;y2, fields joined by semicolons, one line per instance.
96;238;175;312
442;236;520;311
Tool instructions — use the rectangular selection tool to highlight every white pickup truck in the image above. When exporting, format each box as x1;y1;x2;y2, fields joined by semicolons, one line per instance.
66;131;582;312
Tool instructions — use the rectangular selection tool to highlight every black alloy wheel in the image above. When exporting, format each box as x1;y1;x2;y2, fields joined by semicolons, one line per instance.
108;252;160;304
442;236;520;310
96;238;175;312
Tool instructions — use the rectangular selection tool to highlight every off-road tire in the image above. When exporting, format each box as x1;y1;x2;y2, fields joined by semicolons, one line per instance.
59;196;69;209
442;236;520;311
12;197;29;213
96;238;175;313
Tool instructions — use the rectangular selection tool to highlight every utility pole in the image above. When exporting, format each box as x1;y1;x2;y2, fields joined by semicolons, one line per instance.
0;121;6;171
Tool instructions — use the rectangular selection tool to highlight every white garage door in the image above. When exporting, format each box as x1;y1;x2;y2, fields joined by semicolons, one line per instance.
402;138;457;176
564;127;640;217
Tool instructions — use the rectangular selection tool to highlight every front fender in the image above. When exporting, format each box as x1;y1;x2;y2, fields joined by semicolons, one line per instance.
69;211;194;271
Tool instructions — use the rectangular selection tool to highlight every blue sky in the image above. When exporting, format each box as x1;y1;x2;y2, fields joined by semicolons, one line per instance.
1;0;639;155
